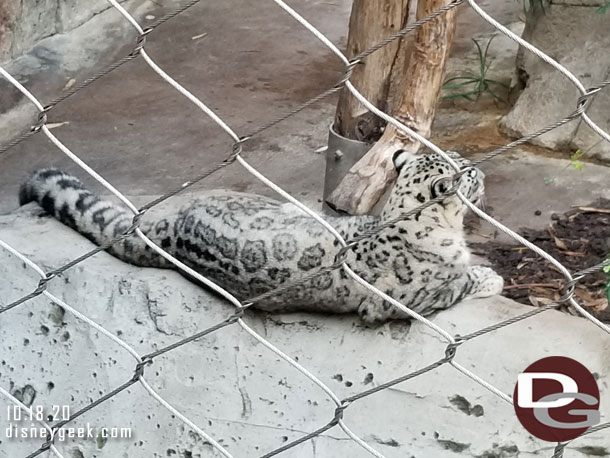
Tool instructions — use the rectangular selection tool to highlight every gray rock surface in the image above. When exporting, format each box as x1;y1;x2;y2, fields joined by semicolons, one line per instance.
500;3;610;162
475;149;610;241
0;0;134;62
0;205;608;457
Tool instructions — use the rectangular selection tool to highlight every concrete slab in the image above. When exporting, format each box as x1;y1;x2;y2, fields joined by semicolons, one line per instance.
0;205;608;457
472;149;610;242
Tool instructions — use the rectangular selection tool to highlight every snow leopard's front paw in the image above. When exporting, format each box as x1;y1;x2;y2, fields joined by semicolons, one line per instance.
467;265;504;298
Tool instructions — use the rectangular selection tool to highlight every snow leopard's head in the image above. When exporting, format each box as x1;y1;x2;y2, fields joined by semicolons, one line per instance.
382;150;484;222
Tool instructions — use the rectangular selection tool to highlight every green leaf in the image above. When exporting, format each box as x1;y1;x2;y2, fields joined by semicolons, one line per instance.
472;38;486;77
442;36;508;104
604;260;610;301
570;149;584;161
571;160;584;171
569;149;585;171
482;36;495;72
444;76;478;83
443;80;478;90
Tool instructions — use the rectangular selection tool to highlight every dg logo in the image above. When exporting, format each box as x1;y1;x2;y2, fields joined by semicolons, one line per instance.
513;356;601;442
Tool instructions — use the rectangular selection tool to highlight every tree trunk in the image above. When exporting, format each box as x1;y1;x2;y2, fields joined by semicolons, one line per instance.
334;0;410;142
327;0;457;215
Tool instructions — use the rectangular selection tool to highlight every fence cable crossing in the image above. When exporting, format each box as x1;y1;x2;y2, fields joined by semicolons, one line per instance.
0;0;608;457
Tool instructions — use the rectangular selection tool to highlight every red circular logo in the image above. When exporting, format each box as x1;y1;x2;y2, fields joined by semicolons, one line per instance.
513;356;600;442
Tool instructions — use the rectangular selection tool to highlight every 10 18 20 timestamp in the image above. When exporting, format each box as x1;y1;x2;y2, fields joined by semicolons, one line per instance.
6;405;70;422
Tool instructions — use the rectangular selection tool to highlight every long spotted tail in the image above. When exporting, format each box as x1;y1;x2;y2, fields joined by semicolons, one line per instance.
19;169;169;267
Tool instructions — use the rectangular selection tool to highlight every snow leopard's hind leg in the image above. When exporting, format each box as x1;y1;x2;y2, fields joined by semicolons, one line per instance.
19;169;173;268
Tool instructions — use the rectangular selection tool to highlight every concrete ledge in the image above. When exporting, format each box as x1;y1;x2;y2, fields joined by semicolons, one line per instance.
0;204;607;457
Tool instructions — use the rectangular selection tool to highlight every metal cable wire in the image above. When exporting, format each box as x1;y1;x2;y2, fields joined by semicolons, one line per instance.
0;386;65;458
0;0;608;456
466;0;610;146
551;421;610;458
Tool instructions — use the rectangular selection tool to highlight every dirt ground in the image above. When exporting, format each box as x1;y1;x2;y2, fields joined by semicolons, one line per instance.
473;199;610;321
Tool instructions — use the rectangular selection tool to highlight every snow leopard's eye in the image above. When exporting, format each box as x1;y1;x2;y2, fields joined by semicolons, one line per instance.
430;177;451;199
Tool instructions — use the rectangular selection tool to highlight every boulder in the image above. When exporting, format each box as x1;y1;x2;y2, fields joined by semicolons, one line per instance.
0;204;608;457
500;2;610;162
0;0;131;62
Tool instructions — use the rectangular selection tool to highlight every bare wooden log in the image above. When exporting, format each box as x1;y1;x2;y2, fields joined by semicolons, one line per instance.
334;0;410;141
327;0;457;215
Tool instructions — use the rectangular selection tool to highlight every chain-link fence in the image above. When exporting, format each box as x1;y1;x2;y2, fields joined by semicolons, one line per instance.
0;0;609;457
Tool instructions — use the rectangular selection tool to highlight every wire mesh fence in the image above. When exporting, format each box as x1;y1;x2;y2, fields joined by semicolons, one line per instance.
0;0;608;457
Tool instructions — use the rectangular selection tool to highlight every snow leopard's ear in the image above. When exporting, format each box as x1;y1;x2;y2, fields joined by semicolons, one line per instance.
392;149;415;174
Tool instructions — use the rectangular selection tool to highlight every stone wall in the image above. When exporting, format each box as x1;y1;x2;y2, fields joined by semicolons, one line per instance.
0;0;126;62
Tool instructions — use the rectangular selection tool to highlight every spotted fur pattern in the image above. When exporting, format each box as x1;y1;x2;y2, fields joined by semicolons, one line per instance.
19;151;503;322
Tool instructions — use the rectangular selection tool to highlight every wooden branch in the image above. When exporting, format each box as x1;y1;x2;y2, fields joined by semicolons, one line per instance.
503;283;557;290
334;0;410;141
327;0;457;215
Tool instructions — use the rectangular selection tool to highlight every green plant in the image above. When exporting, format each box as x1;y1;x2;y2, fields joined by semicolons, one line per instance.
442;37;508;103
598;2;610;13
570;149;585;171
604;262;610;302
566;138;606;173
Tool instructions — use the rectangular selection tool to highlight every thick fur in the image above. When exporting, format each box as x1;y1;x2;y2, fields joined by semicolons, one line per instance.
19;151;503;322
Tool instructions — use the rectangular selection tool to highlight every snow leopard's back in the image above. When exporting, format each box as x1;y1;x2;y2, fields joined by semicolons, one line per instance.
19;169;376;313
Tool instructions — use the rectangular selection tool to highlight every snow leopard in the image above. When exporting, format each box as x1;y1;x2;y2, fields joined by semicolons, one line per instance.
19;150;503;322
